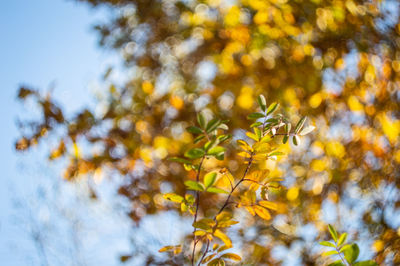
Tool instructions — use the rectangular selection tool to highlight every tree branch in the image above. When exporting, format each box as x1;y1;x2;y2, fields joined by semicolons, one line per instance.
191;156;206;266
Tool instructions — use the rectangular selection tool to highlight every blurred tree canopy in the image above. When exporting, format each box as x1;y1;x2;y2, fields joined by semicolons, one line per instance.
16;0;400;264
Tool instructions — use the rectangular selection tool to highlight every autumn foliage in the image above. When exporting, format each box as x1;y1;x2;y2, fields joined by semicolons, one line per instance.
16;0;400;264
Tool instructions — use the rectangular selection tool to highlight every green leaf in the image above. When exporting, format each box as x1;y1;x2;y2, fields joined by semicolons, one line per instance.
292;135;300;146
319;241;336;248
218;123;229;130
163;193;184;203
294;117;307;134
184;180;204;191
285;123;291;134
217;134;231;143
250;122;263;128
254;127;261;140
247;112;265;119
268;151;284;157
353;260;378;266
328;261;346;266
299;125;315;136
204;139;217;151
204;172;217;188
266;102;279;115
343;243;359;264
184;148;205;159
283;135;289;144
197;112;206;129
322;250;338;257
207;187;228;194
208;146;225;156
339;244;352;252
187;126;203;134
193;218;215;230
194;135;205;144
257;95;267;112
206;118;221;133
328;224;338;242
214;152;225;161
168;157;192;164
337;233;348;246
185;194;195;204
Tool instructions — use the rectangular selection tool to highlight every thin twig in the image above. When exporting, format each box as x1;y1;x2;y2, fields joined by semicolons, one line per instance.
197;239;210;266
191;156;206;266
214;154;253;218
336;247;348;266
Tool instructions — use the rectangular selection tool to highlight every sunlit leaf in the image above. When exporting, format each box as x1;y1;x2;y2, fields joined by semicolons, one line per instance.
257;95;267;112
163;193;184;203
184;180;204;191
246;131;259;142
214;229;232;247
294;117;307;134
299;125;315;136
208;146;225;156
247;112;265;119
353;260;378;266
187;126;203;134
204;172;217;188
202;254;216;263
207;187;228;194
237;140;251;151
343;243;359;264
322;250;338;257
328;224;338;242
319;241;336;248
168;157;192;164
266;102;279;115
206;118;221;133
258;201;278;211
220;253;241;261
337;233;348;246
184;148;205;159
197;112;206;129
254;205;271;220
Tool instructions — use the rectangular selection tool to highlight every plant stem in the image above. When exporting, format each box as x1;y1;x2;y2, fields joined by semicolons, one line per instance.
336;247;348;266
196;155;253;265
191;156;206;266
197;239;210;266
214;154;253;218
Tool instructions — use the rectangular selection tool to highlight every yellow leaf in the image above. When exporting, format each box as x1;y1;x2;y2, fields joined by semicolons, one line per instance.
253;142;270;154
173;246;182;255
260;134;272;143
158;246;173;252
214;229;232;248
221;253;241;261
194;230;206;236
254;206;271;220
253;154;267;161
259;201;278;211
246;131;259;141
237;139;252;151
237;151;251;158
245;206;256;216
216;211;233;222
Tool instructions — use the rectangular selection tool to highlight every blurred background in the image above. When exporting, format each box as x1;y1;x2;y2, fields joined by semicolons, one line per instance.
1;0;400;265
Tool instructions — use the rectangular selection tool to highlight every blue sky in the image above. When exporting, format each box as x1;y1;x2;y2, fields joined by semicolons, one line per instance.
0;0;128;264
